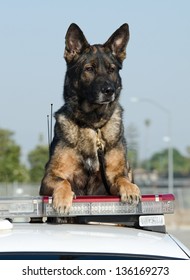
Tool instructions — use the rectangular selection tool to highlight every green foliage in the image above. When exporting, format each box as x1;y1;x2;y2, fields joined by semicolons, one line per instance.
28;145;49;183
0;128;29;182
143;148;190;177
172;149;190;176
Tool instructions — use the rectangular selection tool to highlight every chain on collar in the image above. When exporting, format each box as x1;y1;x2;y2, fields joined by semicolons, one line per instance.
96;129;104;151
96;129;111;195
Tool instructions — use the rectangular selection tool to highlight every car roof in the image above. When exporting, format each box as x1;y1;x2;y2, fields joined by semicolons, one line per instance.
0;223;189;259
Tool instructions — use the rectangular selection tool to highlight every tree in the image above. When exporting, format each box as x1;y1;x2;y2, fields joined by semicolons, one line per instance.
186;146;190;158
0;128;29;182
143;148;190;177
126;123;139;168
28;144;49;183
172;148;190;177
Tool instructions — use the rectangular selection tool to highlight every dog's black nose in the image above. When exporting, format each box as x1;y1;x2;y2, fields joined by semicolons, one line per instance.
101;83;115;95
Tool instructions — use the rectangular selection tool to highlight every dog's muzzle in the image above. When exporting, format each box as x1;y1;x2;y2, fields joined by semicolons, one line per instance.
96;82;116;104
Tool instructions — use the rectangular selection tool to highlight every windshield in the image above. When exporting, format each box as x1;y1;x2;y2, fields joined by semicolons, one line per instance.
0;252;185;260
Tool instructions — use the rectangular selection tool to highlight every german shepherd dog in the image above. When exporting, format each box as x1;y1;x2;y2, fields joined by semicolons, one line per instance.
40;23;141;213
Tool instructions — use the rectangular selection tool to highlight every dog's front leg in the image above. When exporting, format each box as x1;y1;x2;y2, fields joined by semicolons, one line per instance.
52;179;75;214
40;148;78;213
113;177;140;204
105;148;141;205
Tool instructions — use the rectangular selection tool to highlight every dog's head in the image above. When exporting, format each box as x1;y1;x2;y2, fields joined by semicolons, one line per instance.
63;23;129;110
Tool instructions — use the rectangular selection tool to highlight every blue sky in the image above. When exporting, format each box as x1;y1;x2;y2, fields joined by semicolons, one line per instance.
0;0;190;162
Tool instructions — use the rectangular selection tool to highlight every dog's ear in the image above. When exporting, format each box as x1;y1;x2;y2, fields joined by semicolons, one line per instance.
103;23;130;64
64;23;89;63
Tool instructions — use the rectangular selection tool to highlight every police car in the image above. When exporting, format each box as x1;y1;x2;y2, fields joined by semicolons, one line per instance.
0;194;190;260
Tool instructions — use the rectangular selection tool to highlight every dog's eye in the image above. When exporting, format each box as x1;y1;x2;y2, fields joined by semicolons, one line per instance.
108;65;116;73
84;66;94;73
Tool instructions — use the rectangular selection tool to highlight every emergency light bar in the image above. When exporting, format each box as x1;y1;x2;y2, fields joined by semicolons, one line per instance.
0;194;174;218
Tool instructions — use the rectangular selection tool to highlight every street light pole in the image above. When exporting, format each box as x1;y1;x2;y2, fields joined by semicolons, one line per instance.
131;97;174;194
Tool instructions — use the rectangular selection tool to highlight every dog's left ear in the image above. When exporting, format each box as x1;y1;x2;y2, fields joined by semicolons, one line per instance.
103;23;130;63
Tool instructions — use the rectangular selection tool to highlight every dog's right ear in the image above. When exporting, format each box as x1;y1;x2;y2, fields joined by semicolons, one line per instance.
64;23;89;63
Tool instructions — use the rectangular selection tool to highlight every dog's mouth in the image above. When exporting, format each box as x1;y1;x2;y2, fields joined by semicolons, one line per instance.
80;93;115;113
92;91;116;105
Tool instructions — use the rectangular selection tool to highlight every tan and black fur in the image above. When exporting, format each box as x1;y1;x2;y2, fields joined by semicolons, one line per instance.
40;23;141;213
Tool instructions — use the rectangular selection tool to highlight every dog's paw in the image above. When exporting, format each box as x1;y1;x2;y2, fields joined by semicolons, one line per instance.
52;182;75;214
116;177;141;205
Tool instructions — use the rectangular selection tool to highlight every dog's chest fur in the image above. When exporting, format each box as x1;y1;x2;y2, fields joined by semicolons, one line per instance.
55;104;123;174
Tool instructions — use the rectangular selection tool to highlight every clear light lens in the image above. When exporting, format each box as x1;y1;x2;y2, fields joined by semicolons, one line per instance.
141;201;174;214
0;197;42;217
9;203;34;213
44;200;174;216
